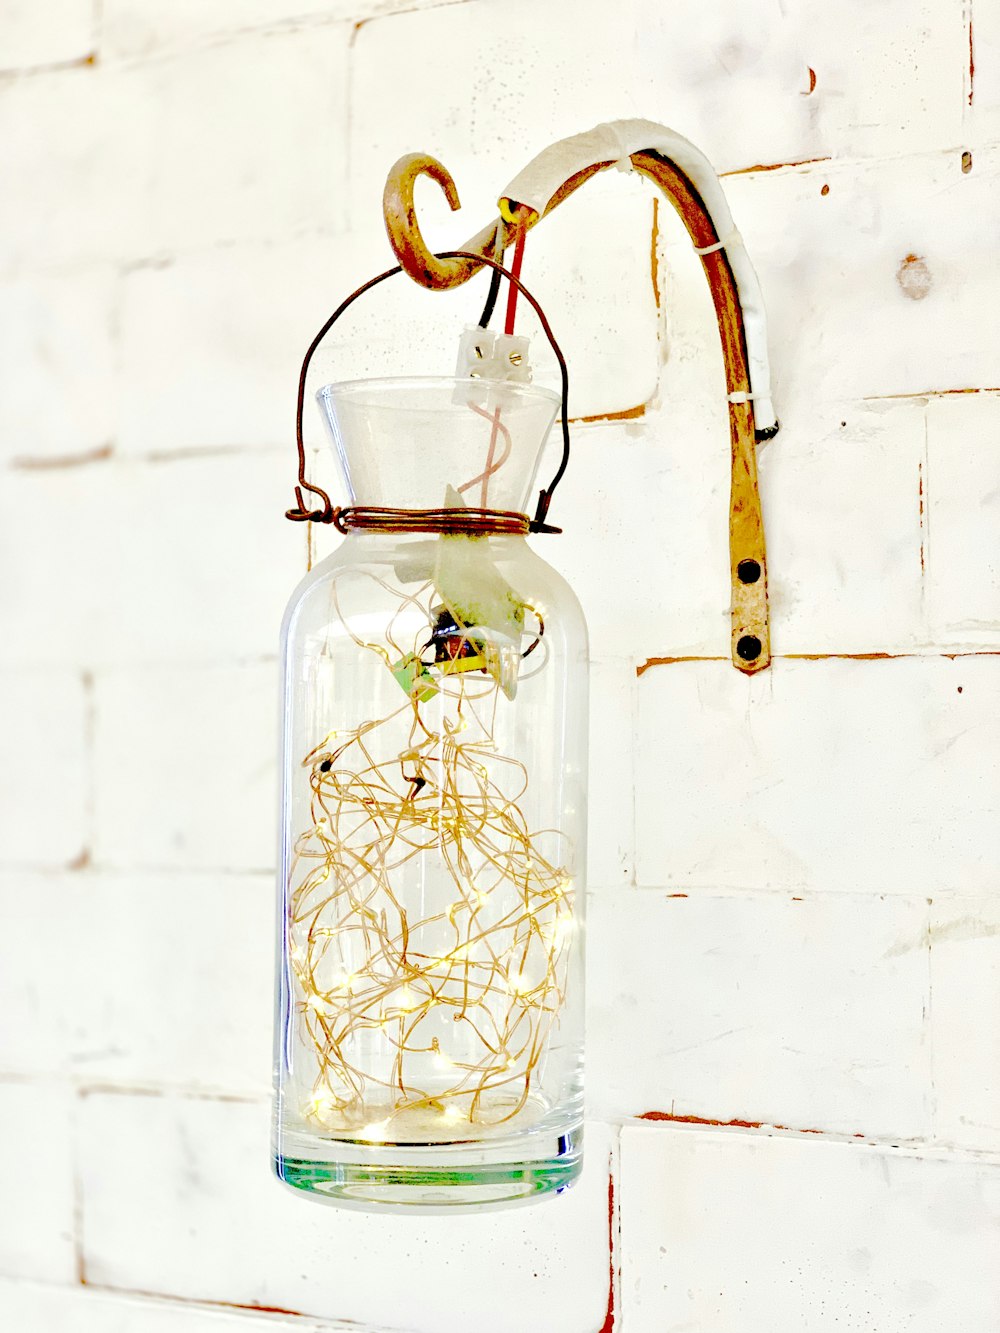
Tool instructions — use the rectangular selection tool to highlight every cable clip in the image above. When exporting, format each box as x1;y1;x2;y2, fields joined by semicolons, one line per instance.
693;229;741;256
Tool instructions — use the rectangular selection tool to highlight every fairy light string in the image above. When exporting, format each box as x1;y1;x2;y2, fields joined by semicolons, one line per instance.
285;220;578;1141
287;567;575;1141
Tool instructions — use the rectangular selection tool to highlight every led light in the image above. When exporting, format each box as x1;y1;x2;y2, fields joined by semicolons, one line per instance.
359;1118;390;1141
442;1105;464;1124
306;1093;337;1121
545;916;575;946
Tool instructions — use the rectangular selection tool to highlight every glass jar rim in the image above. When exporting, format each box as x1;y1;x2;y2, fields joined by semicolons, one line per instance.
316;375;561;410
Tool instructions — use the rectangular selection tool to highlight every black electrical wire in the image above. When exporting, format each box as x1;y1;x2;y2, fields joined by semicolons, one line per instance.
476;231;506;327
476;262;503;328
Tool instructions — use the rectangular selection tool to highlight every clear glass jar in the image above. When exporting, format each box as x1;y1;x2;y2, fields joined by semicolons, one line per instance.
273;378;588;1210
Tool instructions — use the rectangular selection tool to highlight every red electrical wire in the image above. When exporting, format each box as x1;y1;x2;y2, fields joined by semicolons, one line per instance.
503;228;527;335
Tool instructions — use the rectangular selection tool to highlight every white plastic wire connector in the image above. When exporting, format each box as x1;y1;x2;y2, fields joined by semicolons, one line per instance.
455;327;532;384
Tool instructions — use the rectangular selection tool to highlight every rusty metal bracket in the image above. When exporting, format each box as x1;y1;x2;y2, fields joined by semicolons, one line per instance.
382;122;774;674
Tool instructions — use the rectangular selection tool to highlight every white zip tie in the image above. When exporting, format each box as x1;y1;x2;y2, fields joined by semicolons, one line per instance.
694;229;741;256
500;121;779;432
727;390;761;404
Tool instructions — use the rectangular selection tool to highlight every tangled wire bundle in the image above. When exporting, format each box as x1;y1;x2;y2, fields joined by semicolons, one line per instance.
287;573;574;1142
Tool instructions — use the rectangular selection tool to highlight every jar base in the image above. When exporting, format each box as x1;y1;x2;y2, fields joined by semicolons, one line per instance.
274;1124;582;1213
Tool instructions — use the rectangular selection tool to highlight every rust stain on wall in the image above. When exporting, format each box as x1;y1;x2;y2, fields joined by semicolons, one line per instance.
570;403;646;425
650;197;662;311
639;1111;834;1137
637;655;727;676
597;1171;617;1333
969;10;976;105
720;155;831;178
640;1111;766;1129
638;649;1000;678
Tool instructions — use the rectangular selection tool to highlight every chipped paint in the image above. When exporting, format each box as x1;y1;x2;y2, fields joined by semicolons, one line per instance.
650;197;662;311
597;1171;616;1333
636;655;727;676
896;253;933;301
638;1111;865;1140
968;6;975;106
864;385;1000;402
569;403;646;425
637;650;1000;677
720;155;831;177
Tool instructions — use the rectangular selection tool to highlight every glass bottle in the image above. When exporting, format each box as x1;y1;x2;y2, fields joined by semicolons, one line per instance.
273;377;588;1210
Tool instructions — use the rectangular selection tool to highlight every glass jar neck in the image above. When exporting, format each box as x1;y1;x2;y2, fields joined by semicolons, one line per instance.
317;378;560;514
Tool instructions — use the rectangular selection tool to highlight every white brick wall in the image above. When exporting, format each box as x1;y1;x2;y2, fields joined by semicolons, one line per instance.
1;0;997;1328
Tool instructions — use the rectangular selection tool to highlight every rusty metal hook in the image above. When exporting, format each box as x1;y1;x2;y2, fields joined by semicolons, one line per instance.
382;153;539;290
382;122;776;675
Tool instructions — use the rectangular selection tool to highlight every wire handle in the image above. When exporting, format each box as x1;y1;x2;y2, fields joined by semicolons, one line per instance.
287;251;572;533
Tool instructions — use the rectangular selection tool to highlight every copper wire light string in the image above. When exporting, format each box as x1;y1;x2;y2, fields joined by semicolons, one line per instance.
285;240;577;1139
289;573;574;1134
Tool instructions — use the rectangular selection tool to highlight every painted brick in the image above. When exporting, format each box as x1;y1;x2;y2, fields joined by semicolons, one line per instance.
543;394;927;662
587;659;635;885
727;149;1000;410
0;28;348;273
619;1124;1000;1332
0;64;152;276
0;1279;387;1332
0;1080;76;1282
924;392;1000;648
350;0;963;225
541;416;731;661
758;397;926;655
635;656;1000;895
101;0;468;60
0;0;95;72
0;267;118;463
587;889;931;1137
0;670;88;869
0;451;304;669
0;872;96;1075
931;896;1000;1154
117;232;402;457
0;870;272;1094
79;1091;614;1333
94;663;277;872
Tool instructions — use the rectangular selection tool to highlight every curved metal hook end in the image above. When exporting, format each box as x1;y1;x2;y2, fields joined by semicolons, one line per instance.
384;152;527;290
